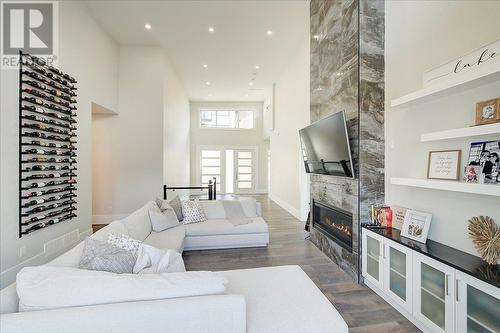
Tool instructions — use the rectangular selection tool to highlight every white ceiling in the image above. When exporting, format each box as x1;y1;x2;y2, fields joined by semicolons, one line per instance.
86;0;309;102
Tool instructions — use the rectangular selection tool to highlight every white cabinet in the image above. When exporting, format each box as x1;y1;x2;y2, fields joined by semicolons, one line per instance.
384;240;413;313
362;230;384;290
362;229;413;312
455;271;500;333
413;253;456;333
362;228;499;333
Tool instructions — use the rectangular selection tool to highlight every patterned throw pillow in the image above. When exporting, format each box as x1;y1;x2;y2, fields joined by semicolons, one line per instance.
107;234;142;256
79;237;136;274
181;199;206;224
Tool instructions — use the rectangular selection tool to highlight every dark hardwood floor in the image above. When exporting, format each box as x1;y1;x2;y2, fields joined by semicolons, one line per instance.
183;195;420;333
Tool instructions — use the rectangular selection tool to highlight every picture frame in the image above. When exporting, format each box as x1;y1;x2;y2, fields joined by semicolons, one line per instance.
475;98;500;125
401;210;432;243
465;141;500;184
427;150;461;180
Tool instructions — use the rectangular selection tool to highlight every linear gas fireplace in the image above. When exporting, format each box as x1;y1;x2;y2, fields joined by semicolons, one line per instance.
312;200;353;252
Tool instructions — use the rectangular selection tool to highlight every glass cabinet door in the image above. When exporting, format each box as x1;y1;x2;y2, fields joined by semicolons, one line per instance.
362;229;383;290
456;271;500;333
414;254;455;333
384;241;412;312
421;262;447;330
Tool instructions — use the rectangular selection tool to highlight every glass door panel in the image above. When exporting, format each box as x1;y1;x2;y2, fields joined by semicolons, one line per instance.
234;150;254;192
366;235;380;281
421;262;446;330
466;285;499;333
200;150;222;192
389;247;406;301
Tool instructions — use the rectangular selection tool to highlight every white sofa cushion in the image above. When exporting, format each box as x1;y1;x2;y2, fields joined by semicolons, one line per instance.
17;266;227;312
0;295;246;333
185;217;268;237
222;265;348;333
119;201;157;241
90;220;129;242
143;224;186;253
200;200;227;219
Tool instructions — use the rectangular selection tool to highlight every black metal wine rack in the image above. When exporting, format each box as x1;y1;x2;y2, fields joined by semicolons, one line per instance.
19;51;78;237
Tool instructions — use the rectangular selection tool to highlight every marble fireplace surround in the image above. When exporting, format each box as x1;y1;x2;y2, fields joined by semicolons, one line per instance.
309;0;385;283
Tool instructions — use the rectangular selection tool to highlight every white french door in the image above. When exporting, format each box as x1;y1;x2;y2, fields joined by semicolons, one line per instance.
234;149;255;193
198;146;257;194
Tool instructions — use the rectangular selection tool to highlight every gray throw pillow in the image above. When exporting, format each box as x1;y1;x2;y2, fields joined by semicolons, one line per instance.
149;209;180;232
168;196;184;222
79;237;136;274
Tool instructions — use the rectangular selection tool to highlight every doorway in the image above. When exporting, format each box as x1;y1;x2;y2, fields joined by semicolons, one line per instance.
198;146;257;194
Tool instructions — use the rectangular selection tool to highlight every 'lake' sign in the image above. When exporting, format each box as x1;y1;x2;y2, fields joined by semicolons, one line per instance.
423;39;500;87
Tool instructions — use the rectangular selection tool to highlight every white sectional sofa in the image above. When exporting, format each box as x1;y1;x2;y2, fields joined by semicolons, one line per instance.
0;199;348;333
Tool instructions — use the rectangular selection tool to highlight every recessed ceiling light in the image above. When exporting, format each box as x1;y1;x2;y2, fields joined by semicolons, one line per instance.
208;27;215;33
266;30;273;36
255;65;260;70
203;64;208;68
249;82;254;86
206;81;211;86
313;34;319;40
144;23;152;30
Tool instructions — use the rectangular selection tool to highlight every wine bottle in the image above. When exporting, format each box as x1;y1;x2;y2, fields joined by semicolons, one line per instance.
23;222;46;233
25;149;45;154
26;191;43;197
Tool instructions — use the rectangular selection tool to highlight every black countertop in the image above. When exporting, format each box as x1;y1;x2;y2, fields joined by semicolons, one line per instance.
362;226;499;288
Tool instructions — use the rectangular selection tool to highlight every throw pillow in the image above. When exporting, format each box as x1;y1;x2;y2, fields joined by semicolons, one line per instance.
156;196;184;222
169;195;184;222
107;234;142;256
148;209;180;232
133;244;186;274
78;237;136;274
181;199;206;224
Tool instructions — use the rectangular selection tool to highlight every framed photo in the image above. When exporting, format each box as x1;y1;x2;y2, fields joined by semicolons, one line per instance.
391;205;407;230
427;150;461;180
466;141;500;184
401;210;432;243
475;98;500;125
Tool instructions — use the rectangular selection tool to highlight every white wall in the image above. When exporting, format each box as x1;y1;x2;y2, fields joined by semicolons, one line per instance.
385;1;500;256
269;37;310;221
164;56;190;186
92;46;165;221
189;101;268;193
0;1;119;288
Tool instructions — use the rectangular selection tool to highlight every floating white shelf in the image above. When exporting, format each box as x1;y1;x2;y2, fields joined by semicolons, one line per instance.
421;123;500;142
391;67;500;108
390;177;500;197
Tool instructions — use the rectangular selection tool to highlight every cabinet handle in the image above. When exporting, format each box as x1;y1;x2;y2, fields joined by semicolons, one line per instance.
456;279;460;302
383;244;386;259
445;275;449;296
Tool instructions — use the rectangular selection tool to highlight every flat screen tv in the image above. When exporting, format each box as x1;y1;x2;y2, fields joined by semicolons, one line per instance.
299;111;354;178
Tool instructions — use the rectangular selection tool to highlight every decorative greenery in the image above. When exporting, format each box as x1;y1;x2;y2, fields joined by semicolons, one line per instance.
468;216;500;265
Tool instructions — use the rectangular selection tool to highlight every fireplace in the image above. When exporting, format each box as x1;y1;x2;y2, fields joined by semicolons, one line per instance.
312;200;353;252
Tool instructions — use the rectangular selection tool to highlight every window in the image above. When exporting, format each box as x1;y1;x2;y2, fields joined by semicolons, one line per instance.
200;109;254;129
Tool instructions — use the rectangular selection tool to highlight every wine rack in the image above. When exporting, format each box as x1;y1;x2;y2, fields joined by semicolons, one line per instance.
19;51;77;237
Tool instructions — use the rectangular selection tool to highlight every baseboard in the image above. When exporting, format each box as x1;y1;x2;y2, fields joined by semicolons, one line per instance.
92;214;128;224
268;193;303;221
0;228;92;289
